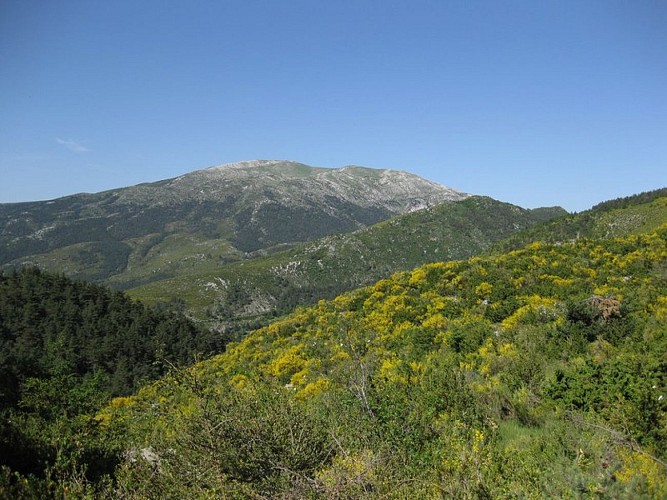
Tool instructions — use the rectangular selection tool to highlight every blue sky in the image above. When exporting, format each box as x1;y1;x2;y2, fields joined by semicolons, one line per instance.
1;1;665;211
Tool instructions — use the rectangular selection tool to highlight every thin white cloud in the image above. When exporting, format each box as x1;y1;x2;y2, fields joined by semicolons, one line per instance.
12;153;48;162
56;138;90;153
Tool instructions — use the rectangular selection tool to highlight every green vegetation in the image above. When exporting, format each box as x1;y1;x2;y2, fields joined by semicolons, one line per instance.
2;188;666;497
0;267;221;495
494;188;667;252
95;223;667;497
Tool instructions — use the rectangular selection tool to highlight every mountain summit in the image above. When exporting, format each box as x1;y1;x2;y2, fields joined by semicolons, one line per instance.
0;160;466;284
117;160;466;213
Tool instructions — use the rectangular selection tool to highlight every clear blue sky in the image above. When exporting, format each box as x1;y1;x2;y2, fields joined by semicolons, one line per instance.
1;1;665;211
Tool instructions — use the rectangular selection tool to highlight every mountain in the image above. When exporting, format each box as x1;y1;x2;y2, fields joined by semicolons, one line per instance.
0;160;466;285
128;196;567;333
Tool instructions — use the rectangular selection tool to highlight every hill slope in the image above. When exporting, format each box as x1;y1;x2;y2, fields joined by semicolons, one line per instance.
0;267;218;401
129;196;566;332
99;223;667;498
493;187;667;252
0;160;466;285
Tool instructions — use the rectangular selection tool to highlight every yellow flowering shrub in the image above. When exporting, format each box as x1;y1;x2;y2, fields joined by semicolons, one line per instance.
423;312;447;331
262;344;306;381
652;296;667;320
379;356;407;385
615;448;667;497
475;282;493;299
297;378;331;400
501;295;564;331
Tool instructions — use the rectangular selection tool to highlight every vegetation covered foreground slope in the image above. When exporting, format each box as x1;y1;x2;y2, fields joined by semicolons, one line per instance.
100;224;667;497
129;196;566;331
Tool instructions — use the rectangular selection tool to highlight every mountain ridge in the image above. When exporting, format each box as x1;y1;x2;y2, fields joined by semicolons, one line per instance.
106;160;465;210
492;187;667;253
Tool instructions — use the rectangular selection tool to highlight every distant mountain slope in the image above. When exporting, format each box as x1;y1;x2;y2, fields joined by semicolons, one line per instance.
128;196;566;332
493;188;667;253
0;160;466;284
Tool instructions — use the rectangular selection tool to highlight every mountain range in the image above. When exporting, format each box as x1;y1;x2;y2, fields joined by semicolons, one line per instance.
8;160;667;336
5;161;666;338
1;160;567;330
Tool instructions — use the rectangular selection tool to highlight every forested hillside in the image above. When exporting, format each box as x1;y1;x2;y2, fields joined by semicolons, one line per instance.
95;224;667;497
0;268;220;494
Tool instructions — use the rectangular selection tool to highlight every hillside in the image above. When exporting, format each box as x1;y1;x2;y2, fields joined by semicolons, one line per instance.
129;196;566;333
0;160;466;285
493;187;667;252
0;267;219;399
93;223;667;497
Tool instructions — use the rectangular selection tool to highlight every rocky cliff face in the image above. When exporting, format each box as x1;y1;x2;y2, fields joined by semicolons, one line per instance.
0;160;467;282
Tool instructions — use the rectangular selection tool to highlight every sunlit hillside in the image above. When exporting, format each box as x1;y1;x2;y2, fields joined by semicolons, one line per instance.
100;224;667;498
